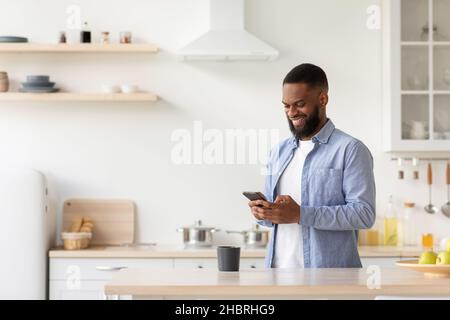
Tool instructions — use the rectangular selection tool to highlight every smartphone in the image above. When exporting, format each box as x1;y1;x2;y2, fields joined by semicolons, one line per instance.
243;192;267;207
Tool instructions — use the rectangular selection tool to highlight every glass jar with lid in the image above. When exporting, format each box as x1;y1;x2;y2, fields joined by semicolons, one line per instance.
401;202;417;246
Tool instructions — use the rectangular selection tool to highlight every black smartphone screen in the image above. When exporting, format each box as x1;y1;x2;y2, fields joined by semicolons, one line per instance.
243;192;267;207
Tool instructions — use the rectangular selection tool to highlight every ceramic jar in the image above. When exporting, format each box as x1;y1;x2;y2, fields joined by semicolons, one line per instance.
0;72;9;92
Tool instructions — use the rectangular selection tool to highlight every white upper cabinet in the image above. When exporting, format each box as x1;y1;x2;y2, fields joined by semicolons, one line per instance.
383;0;450;151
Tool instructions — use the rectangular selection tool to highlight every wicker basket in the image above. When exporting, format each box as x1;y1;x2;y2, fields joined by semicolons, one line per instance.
61;232;92;250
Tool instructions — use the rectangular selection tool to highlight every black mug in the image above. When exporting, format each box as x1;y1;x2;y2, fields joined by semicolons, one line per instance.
217;246;240;272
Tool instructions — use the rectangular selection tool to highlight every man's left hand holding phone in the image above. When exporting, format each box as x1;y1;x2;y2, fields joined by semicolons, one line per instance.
244;191;301;224
243;191;273;221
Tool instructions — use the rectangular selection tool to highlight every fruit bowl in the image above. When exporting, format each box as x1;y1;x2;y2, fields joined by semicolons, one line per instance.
396;260;450;278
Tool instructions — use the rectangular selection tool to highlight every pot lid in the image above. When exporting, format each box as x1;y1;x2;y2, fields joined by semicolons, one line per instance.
246;224;268;233
182;220;217;230
225;224;269;235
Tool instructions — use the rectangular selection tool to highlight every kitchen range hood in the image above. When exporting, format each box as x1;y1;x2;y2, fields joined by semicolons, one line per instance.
178;0;279;61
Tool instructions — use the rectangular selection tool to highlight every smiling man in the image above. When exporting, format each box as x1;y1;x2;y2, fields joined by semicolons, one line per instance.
249;63;376;268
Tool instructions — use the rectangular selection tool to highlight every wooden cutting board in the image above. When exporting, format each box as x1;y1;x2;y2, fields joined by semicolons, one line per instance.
63;199;135;245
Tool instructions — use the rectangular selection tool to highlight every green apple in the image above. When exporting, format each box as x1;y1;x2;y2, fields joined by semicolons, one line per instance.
436;251;450;265
418;251;437;264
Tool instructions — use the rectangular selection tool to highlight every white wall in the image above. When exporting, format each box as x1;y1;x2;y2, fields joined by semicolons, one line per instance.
0;0;449;246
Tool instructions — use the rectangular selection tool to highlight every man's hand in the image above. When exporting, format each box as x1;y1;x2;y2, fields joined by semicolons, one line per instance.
248;199;273;220
248;195;300;224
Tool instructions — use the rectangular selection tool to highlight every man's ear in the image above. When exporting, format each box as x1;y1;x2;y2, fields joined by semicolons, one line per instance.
319;91;328;107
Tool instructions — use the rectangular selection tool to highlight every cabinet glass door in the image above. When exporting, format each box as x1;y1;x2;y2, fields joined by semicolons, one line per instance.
433;0;450;41
400;0;450;143
433;94;450;139
433;0;450;140
401;0;429;41
401;0;430;141
401;46;429;91
433;46;450;90
402;95;429;140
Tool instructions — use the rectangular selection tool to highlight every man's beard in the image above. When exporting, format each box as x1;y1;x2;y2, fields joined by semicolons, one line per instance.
287;105;321;140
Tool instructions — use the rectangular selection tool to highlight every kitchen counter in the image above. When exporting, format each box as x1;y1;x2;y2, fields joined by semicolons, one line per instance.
104;267;450;299
48;245;422;258
49;244;266;258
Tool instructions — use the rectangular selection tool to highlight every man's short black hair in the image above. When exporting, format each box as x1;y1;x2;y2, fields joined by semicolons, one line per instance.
283;63;328;92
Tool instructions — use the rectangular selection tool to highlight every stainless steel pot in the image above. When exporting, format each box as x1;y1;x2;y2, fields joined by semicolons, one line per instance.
226;224;269;248
177;220;219;248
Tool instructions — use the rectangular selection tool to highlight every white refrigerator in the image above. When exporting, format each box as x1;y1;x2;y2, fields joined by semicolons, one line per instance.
0;168;55;299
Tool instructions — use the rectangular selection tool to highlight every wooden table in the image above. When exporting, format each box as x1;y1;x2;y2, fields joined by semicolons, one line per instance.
104;267;450;300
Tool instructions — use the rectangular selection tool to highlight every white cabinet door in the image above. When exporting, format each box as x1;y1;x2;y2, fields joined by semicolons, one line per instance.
173;258;217;269
240;258;266;269
50;258;173;280
49;258;173;300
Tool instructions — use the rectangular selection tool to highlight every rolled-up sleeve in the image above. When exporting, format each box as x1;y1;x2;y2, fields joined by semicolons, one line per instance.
300;141;376;230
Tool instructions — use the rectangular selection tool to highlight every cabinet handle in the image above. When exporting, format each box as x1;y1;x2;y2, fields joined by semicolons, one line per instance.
197;265;203;269
250;265;256;269
96;266;128;272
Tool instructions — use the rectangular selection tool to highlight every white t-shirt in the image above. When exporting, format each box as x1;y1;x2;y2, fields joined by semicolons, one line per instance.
273;139;315;268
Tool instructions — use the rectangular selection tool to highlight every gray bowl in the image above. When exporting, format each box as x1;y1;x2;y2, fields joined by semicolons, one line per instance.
26;75;50;83
22;81;55;89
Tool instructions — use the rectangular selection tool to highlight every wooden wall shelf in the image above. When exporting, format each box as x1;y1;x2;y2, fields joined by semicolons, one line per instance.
0;92;158;102
0;43;158;53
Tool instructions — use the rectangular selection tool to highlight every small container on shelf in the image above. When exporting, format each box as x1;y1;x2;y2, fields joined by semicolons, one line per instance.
358;229;380;246
58;31;66;43
366;229;380;246
120;31;132;44
61;232;92;250
421;233;434;251
80;22;91;43
0;71;9;92
120;84;139;93
100;32;110;44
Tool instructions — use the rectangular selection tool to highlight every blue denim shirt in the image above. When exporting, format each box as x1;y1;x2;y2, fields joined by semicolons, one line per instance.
258;119;376;268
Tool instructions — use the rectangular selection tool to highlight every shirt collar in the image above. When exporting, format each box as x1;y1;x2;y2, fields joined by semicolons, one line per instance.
288;118;335;147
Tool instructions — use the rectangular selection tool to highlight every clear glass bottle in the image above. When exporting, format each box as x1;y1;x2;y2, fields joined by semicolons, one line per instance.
383;195;398;246
402;202;416;246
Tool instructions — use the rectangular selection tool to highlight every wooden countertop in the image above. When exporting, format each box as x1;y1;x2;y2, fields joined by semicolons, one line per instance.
104;267;450;298
48;244;266;258
48;245;422;258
